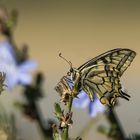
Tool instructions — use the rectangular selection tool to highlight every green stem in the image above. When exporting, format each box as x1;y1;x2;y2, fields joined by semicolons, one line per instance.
62;97;73;140
67;97;73;112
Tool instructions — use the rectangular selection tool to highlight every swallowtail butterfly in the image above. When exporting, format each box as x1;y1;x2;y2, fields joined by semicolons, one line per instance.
55;48;136;106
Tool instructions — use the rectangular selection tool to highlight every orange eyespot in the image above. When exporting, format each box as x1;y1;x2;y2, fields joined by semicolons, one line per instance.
100;96;109;105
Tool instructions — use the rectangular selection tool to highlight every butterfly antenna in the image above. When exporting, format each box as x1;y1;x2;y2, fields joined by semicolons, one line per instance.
59;53;72;68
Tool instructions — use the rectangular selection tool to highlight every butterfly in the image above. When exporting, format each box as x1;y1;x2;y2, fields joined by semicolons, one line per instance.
55;48;136;106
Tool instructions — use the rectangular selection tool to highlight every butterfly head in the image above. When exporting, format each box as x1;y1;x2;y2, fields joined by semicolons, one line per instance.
67;67;79;81
59;53;78;81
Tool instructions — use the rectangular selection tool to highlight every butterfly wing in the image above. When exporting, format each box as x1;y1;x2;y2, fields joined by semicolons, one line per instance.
78;48;136;105
81;64;131;105
78;48;136;77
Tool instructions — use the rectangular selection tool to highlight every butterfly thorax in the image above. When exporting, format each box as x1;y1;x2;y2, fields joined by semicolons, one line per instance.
67;68;82;96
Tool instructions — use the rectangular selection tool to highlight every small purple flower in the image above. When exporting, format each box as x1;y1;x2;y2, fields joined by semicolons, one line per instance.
73;91;105;117
0;41;37;89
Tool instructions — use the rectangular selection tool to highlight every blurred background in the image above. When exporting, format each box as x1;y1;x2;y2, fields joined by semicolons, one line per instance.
0;0;140;140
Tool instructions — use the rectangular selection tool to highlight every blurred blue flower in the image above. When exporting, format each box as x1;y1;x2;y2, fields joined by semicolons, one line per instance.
65;78;105;117
0;41;37;89
73;91;105;117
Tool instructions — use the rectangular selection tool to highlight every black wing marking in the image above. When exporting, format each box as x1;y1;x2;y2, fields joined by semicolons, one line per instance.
78;48;136;76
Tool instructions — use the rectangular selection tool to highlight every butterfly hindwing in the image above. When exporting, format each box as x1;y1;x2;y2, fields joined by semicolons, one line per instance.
81;64;122;104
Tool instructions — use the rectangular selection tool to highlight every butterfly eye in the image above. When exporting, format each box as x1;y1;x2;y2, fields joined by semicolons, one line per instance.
70;68;73;73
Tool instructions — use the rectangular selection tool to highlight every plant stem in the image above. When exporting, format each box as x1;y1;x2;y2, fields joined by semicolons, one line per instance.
34;103;49;140
62;96;73;140
67;97;73;112
107;107;126;140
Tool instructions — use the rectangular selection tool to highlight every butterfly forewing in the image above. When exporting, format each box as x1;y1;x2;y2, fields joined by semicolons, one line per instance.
78;48;136;77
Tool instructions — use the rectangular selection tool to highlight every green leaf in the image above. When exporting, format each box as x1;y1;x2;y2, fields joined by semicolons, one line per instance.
54;103;62;113
53;133;62;140
54;103;63;118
